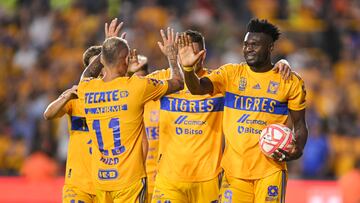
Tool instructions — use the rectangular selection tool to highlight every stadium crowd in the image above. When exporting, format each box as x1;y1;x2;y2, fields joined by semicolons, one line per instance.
0;0;359;180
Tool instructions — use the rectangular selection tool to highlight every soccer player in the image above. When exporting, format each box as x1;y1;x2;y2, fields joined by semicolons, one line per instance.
77;26;184;203
140;30;293;203
180;19;308;203
43;45;101;203
43;18;125;203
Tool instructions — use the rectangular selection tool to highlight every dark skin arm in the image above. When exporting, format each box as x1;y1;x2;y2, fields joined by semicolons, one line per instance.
177;33;209;95
184;72;213;95
273;109;308;162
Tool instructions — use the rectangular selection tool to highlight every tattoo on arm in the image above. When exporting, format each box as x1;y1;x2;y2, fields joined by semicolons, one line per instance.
165;46;184;95
81;55;104;80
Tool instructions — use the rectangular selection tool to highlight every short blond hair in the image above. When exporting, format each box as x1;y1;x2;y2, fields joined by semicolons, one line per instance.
101;37;129;66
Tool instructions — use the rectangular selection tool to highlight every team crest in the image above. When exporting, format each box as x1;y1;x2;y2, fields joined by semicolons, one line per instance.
267;81;279;94
238;77;247;91
266;185;279;201
150;110;159;122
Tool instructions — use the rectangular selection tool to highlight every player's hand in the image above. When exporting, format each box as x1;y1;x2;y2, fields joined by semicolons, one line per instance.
272;147;303;162
273;59;291;81
105;18;126;39
127;49;148;73
158;27;178;60
177;33;205;68
60;85;78;100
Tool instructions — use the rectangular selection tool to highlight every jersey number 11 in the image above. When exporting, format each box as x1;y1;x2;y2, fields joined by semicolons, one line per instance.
92;118;125;156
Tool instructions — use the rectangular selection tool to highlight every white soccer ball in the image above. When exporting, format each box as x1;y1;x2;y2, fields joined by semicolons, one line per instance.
259;124;295;158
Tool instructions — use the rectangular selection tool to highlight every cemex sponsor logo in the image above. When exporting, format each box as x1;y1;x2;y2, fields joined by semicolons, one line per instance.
237;114;267;125
174;115;206;125
237;114;265;135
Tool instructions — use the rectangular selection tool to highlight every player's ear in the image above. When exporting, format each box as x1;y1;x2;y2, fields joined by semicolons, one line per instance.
269;42;274;52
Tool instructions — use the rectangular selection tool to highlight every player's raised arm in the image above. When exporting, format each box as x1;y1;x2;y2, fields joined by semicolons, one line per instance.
158;27;184;95
43;85;77;120
81;18;126;80
177;34;212;95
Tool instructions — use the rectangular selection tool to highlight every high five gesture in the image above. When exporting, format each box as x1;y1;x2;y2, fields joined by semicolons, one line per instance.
177;33;205;70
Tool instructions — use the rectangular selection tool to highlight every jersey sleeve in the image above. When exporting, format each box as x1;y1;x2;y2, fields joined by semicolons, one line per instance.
288;72;306;111
205;64;232;95
137;76;169;102
146;69;170;80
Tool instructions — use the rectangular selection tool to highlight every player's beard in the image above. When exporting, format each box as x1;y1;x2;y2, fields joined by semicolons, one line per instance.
245;53;268;69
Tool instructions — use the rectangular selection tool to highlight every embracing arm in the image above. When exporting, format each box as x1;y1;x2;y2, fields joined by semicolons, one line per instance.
43;97;68;120
80;54;103;80
43;86;77;120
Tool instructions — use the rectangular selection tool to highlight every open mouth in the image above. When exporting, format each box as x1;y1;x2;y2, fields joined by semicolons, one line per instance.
246;54;256;59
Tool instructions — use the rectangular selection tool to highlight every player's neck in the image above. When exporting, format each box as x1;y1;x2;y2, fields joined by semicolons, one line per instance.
249;61;273;73
103;68;125;82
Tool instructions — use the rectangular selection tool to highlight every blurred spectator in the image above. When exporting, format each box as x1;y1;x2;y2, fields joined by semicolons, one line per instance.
301;113;331;179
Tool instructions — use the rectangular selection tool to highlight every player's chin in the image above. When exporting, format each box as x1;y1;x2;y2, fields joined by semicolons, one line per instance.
245;59;258;66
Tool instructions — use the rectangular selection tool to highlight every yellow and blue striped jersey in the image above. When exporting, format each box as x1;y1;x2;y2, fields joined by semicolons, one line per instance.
63;99;95;194
148;68;224;182
206;63;306;179
77;75;168;191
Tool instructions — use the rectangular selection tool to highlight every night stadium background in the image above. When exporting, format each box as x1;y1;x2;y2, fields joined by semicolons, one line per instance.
0;0;359;202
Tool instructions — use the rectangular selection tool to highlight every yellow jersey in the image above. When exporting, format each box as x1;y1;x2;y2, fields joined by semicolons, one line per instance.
143;100;160;190
206;63;306;179
77;75;168;191
63;99;95;194
148;68;224;182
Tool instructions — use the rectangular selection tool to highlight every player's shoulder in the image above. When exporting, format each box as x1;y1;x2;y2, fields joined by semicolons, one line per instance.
79;77;98;86
130;74;163;85
129;74;145;81
290;71;304;83
213;63;245;74
147;68;170;78
80;77;94;83
222;62;246;70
